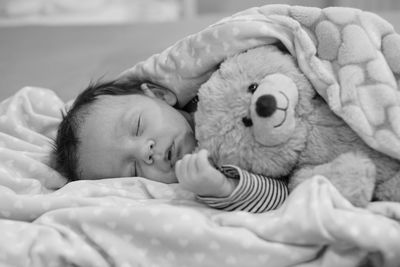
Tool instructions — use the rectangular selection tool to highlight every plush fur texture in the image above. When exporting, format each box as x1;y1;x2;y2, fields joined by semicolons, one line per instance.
195;45;400;207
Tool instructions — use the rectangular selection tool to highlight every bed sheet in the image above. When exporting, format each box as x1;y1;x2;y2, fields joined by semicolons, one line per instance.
0;86;399;267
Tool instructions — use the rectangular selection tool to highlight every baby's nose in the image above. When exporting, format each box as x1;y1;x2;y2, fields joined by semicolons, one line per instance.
142;140;155;164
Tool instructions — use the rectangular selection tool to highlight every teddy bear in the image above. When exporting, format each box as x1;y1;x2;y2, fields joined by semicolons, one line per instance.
194;44;400;207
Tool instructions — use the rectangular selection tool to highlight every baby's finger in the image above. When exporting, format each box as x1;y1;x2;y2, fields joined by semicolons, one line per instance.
175;159;185;180
182;154;194;174
197;149;212;170
188;153;200;173
176;154;191;178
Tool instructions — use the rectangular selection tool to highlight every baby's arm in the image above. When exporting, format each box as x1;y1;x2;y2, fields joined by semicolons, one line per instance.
176;149;288;213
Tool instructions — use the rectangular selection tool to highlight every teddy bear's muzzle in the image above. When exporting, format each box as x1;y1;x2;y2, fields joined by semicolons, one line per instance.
250;73;299;146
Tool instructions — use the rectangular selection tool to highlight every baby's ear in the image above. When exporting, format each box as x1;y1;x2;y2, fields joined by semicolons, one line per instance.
141;83;177;106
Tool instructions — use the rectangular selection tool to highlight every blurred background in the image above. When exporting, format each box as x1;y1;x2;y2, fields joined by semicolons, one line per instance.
0;0;399;25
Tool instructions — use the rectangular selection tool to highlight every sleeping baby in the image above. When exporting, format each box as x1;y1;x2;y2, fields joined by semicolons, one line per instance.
52;79;288;212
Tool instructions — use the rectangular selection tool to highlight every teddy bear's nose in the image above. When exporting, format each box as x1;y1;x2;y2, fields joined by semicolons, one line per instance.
256;94;277;117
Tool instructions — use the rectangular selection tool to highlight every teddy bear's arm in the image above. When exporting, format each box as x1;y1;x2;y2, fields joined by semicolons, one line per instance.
197;165;288;213
289;152;376;207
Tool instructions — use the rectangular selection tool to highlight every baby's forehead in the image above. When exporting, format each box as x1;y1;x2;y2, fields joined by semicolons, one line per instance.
88;94;150;126
82;96;129;127
97;94;133;105
93;94;138;113
79;95;132;149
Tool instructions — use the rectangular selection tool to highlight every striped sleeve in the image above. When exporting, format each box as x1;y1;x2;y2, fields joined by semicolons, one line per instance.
197;165;288;213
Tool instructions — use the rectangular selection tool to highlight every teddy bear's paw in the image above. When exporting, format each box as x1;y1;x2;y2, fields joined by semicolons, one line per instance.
374;172;400;202
329;152;376;179
290;152;376;207
325;152;377;207
345;184;375;207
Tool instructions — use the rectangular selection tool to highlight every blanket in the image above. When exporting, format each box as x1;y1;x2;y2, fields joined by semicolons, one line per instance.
0;86;400;265
119;4;400;161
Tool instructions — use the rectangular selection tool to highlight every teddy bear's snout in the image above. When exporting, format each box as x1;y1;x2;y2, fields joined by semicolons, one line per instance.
256;94;277;117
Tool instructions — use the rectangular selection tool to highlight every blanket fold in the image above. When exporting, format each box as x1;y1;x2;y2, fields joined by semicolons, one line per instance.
119;4;400;161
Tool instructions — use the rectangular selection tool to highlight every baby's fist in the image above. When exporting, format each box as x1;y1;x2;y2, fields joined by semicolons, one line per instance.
175;149;236;197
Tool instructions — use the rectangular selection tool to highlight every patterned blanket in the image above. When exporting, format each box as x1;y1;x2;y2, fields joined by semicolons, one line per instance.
120;4;400;160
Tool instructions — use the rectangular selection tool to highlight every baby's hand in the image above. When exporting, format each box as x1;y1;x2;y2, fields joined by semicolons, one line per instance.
175;149;237;197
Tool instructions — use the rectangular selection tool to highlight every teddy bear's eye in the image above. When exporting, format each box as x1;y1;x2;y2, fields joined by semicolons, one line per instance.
248;83;258;94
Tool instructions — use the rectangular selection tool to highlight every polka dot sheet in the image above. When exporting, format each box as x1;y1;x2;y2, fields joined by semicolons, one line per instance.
120;4;400;161
1;87;400;266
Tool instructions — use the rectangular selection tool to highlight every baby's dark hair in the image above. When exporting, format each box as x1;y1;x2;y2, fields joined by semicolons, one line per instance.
52;79;144;181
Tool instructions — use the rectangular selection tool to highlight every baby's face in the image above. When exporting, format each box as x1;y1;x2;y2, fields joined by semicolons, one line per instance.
78;94;196;183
